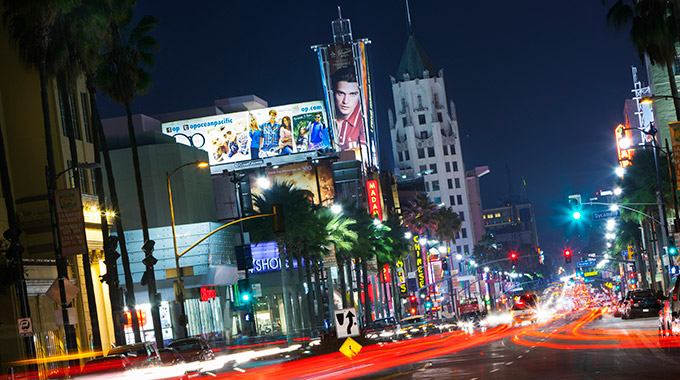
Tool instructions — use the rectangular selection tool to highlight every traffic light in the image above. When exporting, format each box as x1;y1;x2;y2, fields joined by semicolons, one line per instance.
3;227;24;263
409;294;418;314
424;296;433;310
668;242;677;255
235;245;253;270
564;249;572;264
141;240;157;287
510;252;518;264
272;204;285;234
630;272;636;285
442;259;448;271
569;194;582;220
238;279;252;303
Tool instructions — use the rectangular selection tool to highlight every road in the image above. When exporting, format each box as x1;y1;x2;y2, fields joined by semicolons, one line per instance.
211;309;680;379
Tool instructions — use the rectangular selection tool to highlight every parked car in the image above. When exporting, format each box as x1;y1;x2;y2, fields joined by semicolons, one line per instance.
168;337;215;362
621;289;661;319
660;275;680;336
107;342;162;369
79;355;132;377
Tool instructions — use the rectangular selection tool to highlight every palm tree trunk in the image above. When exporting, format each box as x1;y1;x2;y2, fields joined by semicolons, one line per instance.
124;101;163;348
347;258;356;309
362;259;372;323
354;258;362;320
314;259;325;330
87;83;125;346
296;256;310;332
39;62;79;358
303;251;316;329
390;263;401;319
277;240;293;341
666;64;680;121
287;255;301;333
338;259;348;308
60;85;101;350
97;100;141;343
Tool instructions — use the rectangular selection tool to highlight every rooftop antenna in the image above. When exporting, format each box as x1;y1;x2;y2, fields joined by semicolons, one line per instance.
332;5;352;42
338;5;342;19
405;0;413;35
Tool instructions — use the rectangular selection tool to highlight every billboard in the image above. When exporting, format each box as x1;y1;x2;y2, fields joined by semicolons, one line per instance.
161;101;331;168
316;41;378;169
250;160;335;205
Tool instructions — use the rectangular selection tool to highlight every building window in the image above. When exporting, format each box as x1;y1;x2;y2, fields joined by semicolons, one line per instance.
447;178;453;189
425;182;430;192
461;228;467;239
459;211;465;221
404;150;410;160
418;114;426;124
89;168;97;194
430;163;437;174
456;245;461;253
418;148;425;159
464;245;469;254
59;94;67;136
398;152;404;162
453;161;459;172
450;195;455;205
455;232;460;239
437;112;443;122
434;197;441;203
419;165;427;173
69;94;81;140
81;93;92;143
450;145;456;155
495;213;501;218
432;181;440;191
445;162;451;172
420;131;428;139
455;178;461;188
427;147;435;157
457;195;463;204
443;145;449;155
402;117;407;126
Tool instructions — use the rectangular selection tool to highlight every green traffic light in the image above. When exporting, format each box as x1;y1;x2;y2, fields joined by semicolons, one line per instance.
572;211;581;220
242;294;250;302
670;247;677;255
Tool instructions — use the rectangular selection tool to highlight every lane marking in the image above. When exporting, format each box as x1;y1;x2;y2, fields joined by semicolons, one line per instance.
525;350;531;353
490;368;499;373
517;355;523;359
505;362;513;366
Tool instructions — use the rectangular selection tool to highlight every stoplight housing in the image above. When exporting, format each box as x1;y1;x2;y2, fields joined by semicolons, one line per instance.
564;250;572;264
568;194;582;220
238;279;252;303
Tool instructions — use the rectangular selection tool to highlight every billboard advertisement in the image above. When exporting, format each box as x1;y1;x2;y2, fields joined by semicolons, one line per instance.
316;41;378;169
250;160;335;205
161;101;331;169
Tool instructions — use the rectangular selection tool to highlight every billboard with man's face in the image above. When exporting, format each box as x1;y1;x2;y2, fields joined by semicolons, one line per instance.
161;101;331;169
316;41;378;169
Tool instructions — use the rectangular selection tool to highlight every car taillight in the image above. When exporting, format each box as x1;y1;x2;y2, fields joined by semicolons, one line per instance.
674;295;677;301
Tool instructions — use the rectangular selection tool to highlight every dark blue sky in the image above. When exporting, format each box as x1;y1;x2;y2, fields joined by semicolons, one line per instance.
98;1;643;259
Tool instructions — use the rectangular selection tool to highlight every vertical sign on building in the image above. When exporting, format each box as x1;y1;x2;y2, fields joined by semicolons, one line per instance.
55;188;87;257
615;124;635;169
396;259;407;296
413;236;426;289
365;179;383;220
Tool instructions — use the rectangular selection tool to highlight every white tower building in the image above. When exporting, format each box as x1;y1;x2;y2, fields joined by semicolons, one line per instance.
388;35;475;255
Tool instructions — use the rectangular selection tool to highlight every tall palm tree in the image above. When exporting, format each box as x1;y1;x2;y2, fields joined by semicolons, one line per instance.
435;206;462;246
401;193;439;236
605;0;680;120
248;182;315;338
99;8;162;346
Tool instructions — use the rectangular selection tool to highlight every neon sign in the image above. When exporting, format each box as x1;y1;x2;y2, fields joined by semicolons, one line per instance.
366;179;383;220
413;236;426;289
615;124;635;168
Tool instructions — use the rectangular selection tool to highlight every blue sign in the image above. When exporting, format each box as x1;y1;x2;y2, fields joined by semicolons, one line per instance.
592;210;620;220
249;242;303;274
577;260;596;268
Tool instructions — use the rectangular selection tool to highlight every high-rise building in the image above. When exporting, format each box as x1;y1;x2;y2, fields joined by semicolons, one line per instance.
388;34;475;255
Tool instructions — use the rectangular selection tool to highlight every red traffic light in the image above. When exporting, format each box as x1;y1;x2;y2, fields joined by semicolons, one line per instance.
410;308;417;315
410;295;417;302
564;250;571;256
510;252;517;260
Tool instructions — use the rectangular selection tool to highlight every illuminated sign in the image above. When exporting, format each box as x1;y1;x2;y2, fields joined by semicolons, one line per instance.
249;241;300;274
584;271;598;277
615;124;635;168
365;179;383;220
396;260;407;295
161;101;330;171
413;236;426;289
200;286;216;302
250;161;335;206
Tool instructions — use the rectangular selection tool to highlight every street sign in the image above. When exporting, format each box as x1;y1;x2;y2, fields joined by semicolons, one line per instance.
17;318;33;337
166;266;194;279
577;260;596;268
592;210;620;220
457;275;476;282
46;278;79;305
339;337;362;359
584;271;598;277
335;308;359;338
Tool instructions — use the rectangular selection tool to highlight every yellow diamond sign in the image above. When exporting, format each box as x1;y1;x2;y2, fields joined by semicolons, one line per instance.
339;337;362;359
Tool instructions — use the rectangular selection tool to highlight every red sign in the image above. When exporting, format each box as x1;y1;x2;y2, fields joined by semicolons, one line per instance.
200;286;216;302
382;264;391;283
366;179;383;220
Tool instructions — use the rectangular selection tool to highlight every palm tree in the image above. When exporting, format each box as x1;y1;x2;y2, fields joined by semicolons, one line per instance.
435;206;462;246
401;193;439;236
248;182;316;338
605;0;680;120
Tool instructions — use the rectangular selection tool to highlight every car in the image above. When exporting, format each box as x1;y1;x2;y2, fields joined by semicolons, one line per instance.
363;317;398;341
622;289;661;319
660;275;680;336
158;347;186;366
511;294;538;326
612;299;624;317
168;337;215;362
107;342;162;369
80;355;132;376
396;315;436;339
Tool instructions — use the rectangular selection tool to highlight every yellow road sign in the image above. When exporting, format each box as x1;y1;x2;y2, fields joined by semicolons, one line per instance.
584;271;598;277
339;337;362;359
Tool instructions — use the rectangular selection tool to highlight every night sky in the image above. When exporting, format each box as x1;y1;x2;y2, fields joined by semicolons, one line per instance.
97;1;643;260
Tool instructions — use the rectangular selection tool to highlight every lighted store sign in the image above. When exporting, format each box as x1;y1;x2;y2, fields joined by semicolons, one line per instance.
413;236;426;289
249;242;300;274
366;179;383;220
396;259;407;295
615;124;635;168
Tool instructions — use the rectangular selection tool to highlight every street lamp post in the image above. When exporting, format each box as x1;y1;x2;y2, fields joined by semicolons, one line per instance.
167;161;209;338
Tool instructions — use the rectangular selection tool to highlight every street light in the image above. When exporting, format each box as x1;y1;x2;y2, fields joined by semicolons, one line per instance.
167;161;209;338
615;166;625;178
330;204;342;215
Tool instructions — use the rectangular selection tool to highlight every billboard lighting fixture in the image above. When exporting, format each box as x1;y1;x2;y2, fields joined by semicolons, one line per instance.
256;177;271;189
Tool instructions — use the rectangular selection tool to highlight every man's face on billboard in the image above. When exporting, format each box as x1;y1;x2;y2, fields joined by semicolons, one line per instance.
334;81;360;120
